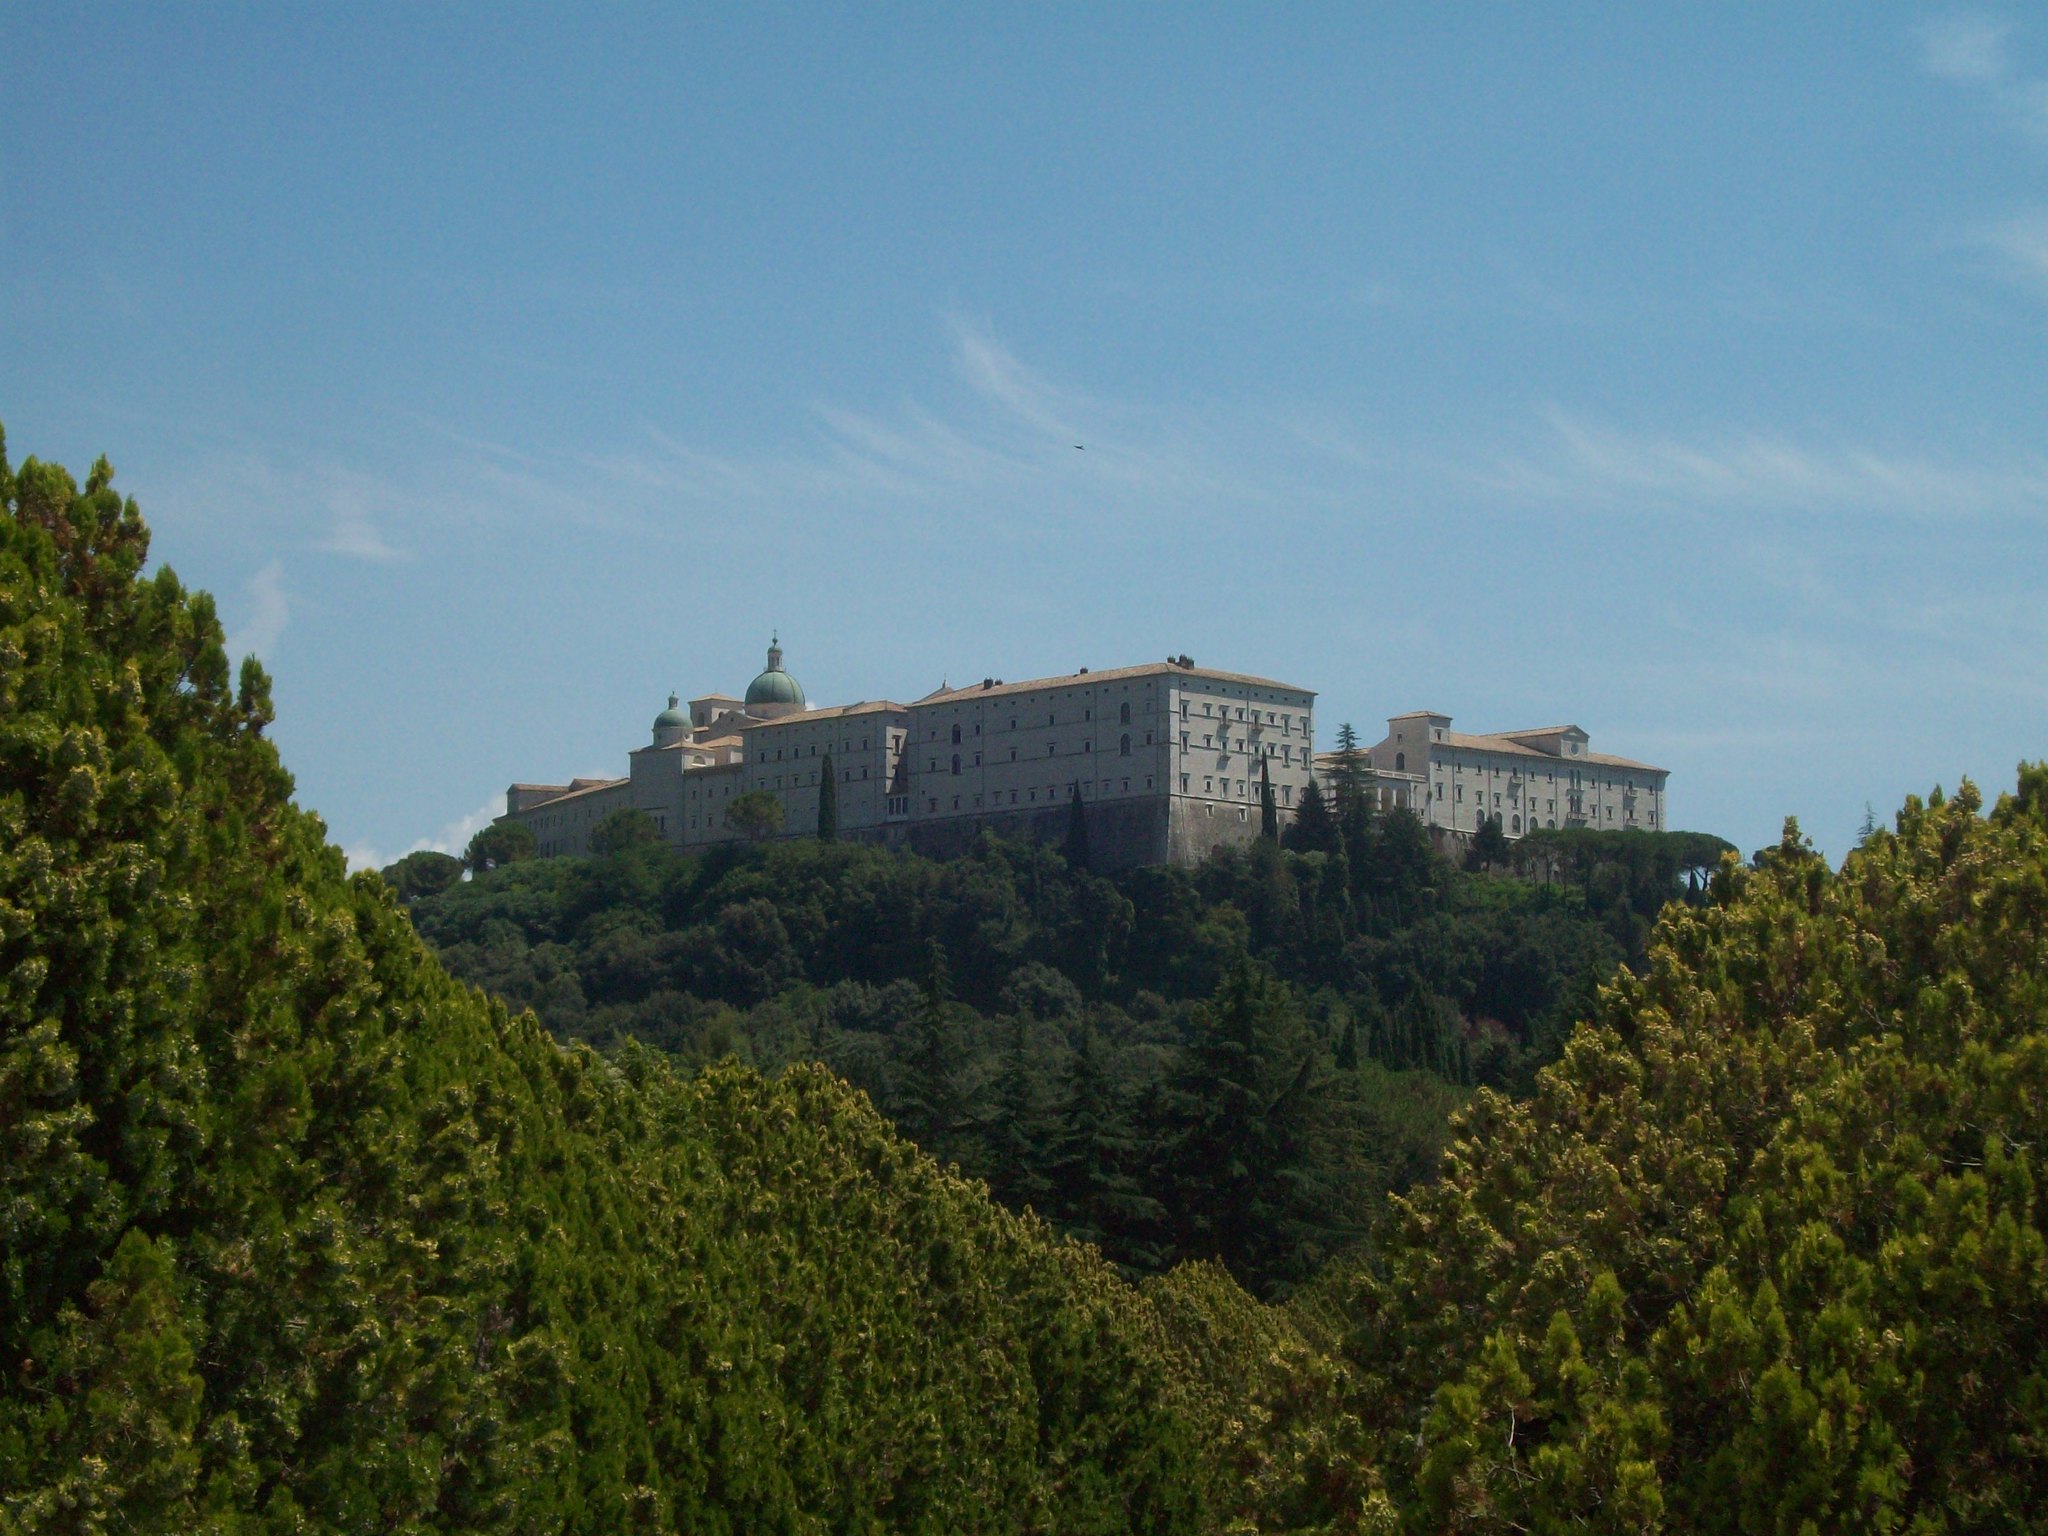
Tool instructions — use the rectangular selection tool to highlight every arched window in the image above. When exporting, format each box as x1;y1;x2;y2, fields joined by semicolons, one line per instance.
951;754;961;776
1119;734;1131;757
1395;751;1405;771
1119;702;1131;724
1511;814;1521;833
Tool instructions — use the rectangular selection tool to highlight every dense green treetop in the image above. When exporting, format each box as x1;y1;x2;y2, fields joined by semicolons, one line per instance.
0;438;1255;1532
1288;776;2048;1531
12;430;2042;1532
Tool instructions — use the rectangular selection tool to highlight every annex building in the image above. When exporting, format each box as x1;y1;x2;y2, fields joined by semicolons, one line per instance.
502;641;1319;872
1312;712;1669;844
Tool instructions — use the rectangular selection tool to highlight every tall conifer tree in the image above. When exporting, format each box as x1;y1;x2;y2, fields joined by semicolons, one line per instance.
1064;782;1090;871
818;750;839;840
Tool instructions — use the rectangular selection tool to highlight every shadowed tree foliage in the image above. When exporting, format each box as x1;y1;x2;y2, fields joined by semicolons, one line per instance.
723;787;784;841
1468;813;1509;871
380;847;464;902
1284;773;1337;855
463;817;535;871
817;749;838;840
589;805;661;856
1065;781;1091;871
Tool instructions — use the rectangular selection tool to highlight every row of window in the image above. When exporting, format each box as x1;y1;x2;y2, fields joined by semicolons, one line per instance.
1179;700;1305;733
761;734;879;762
928;700;1309;742
926;775;1161;815
1175;774;1296;805
1183;732;1302;764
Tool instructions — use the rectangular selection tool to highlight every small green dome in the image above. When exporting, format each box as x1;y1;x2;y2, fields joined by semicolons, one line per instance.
653;693;689;730
745;637;805;710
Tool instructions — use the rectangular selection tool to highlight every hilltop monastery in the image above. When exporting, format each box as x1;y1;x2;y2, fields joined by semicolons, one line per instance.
501;640;1669;871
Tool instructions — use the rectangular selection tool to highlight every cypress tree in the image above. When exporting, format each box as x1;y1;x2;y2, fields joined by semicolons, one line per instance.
1330;722;1370;822
1064;782;1090;871
1049;1025;1163;1270
818;750;839;840
901;939;979;1169
1259;755;1278;841
1286;775;1337;854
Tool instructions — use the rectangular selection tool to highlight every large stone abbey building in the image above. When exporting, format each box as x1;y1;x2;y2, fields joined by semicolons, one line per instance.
502;642;1672;869
502;641;1321;872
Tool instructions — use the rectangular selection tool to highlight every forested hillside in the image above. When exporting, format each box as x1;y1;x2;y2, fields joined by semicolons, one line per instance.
8;432;2046;1533
406;795;1725;1289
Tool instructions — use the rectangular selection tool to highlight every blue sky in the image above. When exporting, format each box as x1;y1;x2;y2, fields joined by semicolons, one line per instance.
6;5;2045;869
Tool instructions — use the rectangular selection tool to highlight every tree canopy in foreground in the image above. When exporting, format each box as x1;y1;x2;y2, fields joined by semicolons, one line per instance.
0;437;1250;1531
4;432;2045;1533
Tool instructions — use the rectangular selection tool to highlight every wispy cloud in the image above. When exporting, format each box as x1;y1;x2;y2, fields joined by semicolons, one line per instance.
166;451;417;563
1923;14;2011;83
229;559;288;662
344;794;503;873
1921;12;2048;140
561;319;1319;551
1491;407;2048;521
1976;208;2048;285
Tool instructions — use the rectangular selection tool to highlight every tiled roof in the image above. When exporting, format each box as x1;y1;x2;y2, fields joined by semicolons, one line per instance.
637;729;750;757
736;700;908;730
1437;731;1664;773
511;776;627;808
917;661;1312;705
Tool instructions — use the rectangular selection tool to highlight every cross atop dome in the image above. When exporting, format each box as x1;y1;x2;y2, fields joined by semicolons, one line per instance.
745;635;805;718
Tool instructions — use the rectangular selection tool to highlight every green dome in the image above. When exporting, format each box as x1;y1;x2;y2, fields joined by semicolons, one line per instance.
746;669;805;707
653;693;689;730
746;637;805;710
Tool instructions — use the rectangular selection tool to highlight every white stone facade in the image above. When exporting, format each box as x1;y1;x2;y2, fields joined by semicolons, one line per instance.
907;663;1315;830
501;645;1315;868
1361;712;1669;840
501;653;1672;867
